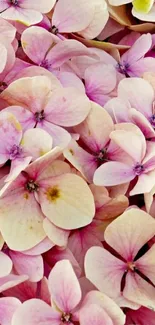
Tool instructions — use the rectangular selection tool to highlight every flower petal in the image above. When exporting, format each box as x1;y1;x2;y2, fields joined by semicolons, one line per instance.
85;246;126;298
39;173;95;230
93;161;134;186
48;260;81;312
104;208;155;261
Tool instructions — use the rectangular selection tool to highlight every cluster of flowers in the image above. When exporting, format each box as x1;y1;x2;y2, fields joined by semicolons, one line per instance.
0;0;155;325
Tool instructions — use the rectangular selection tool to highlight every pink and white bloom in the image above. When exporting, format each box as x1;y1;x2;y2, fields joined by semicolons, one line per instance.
64;103;134;183
0;111;53;182
79;290;126;325
21;26;98;72
1;75;91;148
94;127;155;195
85;208;155;309
51;0;109;39
0;297;21;325
0;148;95;251
12;260;82;325
0;0;56;26
105;77;155;139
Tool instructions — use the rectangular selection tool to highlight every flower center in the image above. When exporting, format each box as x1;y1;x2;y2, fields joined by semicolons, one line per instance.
51;25;59;35
25;180;39;193
61;312;72;323
116;62;130;76
95;149;109;165
9;144;22;160
40;59;50;69
0;81;7;93
34;110;45;123
149;114;155;128
127;261;136;272
133;163;144;176
11;0;18;5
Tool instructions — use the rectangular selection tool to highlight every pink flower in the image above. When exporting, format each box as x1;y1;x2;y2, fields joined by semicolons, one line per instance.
85;208;155;309
21;26;98;72
0;250;28;293
0;148;95;251
105;77;155;139
79;290;125;325
0;0;56;26
0;111;53;182
1;75;91;147
64;102;134;183
94;127;155;195
51;0;109;39
0;297;21;325
12;260;82;325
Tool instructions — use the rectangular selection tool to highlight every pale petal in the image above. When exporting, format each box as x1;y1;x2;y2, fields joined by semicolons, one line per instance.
93;161;134;186
0;252;12;277
45;87;91;126
12;299;60;325
79;0;109;39
0;297;21;325
21;0;56;13
110;129;146;162
0;7;43;26
80;304;113;325
23;237;54;256
121;34;152;64
21;128;53;160
43;218;70;247
129;108;155;139
80;291;126;325
48;260;81;311
63;139;97;183
21;26;55;65
104;208;155;261
0;111;22;164
10;251;43;282
0;189;46;251
1;76;52;113
118;77;154;118
52;0;94;32
40;121;71;148
85;246;126;298
5;157;32;182
130;171;155;196
136;244;155;285
75;102;114;152
0;274;28;293
85;63;117;106
124;272;155;310
0;42;7;73
47;39;97;69
39;173;95;230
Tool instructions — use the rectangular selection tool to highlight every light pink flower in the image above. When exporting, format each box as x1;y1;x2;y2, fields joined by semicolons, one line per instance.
0;297;21;325
85;208;155;309
79;290;126;325
0;111;53;182
0;148;95;251
94;127;155;195
21;26;98;72
51;0;109;39
0;0;56;26
12;260;82;325
64;102;133;183
105;77;155;139
84;62;117;106
1;75;91;147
